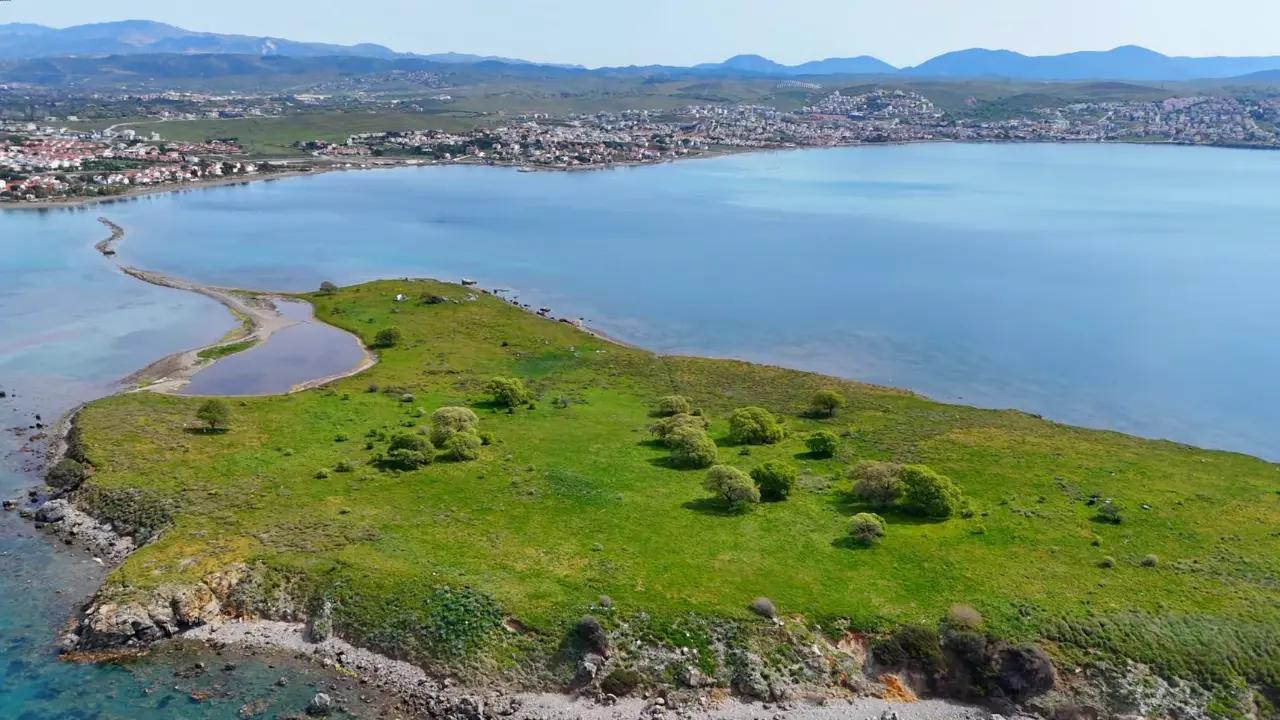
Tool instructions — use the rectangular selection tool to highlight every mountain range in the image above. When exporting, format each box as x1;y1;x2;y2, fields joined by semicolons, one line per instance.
4;20;1280;81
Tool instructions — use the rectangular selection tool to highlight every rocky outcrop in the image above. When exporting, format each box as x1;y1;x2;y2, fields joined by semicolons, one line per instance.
70;567;247;651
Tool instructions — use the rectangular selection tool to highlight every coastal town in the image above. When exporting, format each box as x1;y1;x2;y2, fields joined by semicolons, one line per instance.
4;89;1279;201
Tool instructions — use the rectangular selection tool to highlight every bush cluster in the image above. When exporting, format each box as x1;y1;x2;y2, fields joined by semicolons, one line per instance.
429;406;480;448
727;407;787;445
487;377;531;407
750;460;797;501
655;395;693;417
848;512;886;546
900;465;966;518
805;430;840;458
703;465;760;510
848;460;905;508
649;413;707;443
669;426;718;468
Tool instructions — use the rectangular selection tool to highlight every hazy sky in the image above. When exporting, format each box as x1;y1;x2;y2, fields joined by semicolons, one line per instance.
5;0;1279;67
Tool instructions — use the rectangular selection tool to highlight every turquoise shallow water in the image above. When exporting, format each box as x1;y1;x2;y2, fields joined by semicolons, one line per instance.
2;142;1280;716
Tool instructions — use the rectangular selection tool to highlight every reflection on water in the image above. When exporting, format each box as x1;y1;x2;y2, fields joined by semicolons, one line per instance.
179;299;366;396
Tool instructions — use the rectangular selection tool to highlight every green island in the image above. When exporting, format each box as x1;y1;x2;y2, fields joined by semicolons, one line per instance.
70;279;1280;713
195;338;258;361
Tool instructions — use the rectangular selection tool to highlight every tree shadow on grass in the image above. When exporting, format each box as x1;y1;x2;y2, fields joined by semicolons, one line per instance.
682;498;746;517
793;450;834;462
827;492;948;526
830;536;877;551
636;438;667;451
183;427;230;436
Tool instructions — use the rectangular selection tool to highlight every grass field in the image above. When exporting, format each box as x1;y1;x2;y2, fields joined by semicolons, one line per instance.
76;280;1280;693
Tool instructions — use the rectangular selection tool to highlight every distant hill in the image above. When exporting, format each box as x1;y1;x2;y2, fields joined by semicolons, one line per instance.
3;22;1280;82
0;20;575;67
902;45;1280;81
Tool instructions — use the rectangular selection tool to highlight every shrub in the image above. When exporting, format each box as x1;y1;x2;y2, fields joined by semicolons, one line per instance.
805;430;840;457
1099;556;1116;569
750;460;798;501
487;377;531;407
385;448;431;470
849;461;904;508
46;458;89;492
649;413;707;444
871;625;944;674
575;615;609;655
1141;554;1159;567
900;465;964;519
478;431;496;446
445;431;482;461
400;393;416;404
334;432;349;442
389;433;428;453
334;459;354;473
601;668;641;696
809;390;846;417
668;426;718;468
1097;504;1123;524
430;406;479;448
848;512;886;546
318;281;338;293
655;395;694;417
314;468;331;479
749;597;777;619
703;465;760;509
195;399;231;431
374;326;403;348
728;407;786;445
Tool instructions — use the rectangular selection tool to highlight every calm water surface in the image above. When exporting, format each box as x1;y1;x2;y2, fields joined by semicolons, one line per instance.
3;142;1280;716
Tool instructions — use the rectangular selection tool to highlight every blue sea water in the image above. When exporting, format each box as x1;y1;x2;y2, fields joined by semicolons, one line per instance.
2;142;1280;716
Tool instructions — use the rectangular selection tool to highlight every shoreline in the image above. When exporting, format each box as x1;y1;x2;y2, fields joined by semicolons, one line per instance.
2;136;1269;213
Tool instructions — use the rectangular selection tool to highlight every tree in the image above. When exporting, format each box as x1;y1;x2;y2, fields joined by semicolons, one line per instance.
703;465;760;510
805;430;840;457
389;432;428;453
668;426;718;469
809;390;846;417
900;465;965;519
487;377;531;407
728;407;786;445
445;431;482;461
375;326;403;348
849;461;904;509
1096;504;1123;524
750;460;798;501
318;281;338;293
430;406;480;448
655;395;693;417
648;413;706;444
849;513;886;546
196;399;231;431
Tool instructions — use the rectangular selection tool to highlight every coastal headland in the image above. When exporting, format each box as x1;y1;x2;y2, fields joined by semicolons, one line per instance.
27;255;1280;718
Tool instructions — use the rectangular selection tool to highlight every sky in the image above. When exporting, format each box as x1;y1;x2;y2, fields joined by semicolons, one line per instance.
4;0;1279;68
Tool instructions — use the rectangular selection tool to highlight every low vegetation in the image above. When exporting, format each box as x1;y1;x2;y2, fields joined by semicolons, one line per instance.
196;339;256;361
73;279;1280;696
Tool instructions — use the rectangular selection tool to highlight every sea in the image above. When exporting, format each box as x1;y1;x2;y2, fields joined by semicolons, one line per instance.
2;141;1279;717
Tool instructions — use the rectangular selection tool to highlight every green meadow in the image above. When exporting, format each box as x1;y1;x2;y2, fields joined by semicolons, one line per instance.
76;280;1280;689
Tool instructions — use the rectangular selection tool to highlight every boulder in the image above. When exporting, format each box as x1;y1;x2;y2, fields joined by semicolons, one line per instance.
306;693;333;716
36;500;67;523
80;602;159;648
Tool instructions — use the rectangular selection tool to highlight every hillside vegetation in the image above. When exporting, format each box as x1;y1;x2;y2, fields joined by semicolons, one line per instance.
75;280;1280;699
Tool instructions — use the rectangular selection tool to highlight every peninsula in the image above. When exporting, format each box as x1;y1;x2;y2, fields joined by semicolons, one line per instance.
35;274;1280;719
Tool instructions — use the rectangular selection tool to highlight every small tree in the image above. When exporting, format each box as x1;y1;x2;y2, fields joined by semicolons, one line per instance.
1096;504;1123;524
389;432;428;453
445;431;482;461
318;280;338;293
751;460;798;501
805;430;840;458
810;390;846;418
849;513;886;546
649;413;707;444
375;326;403;348
430;406;479;448
703;465;760;510
668;426;718;469
900;465;964;519
655;395;693;417
728;407;786;445
196;399;231;431
849;460;904;508
487;377;531;407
